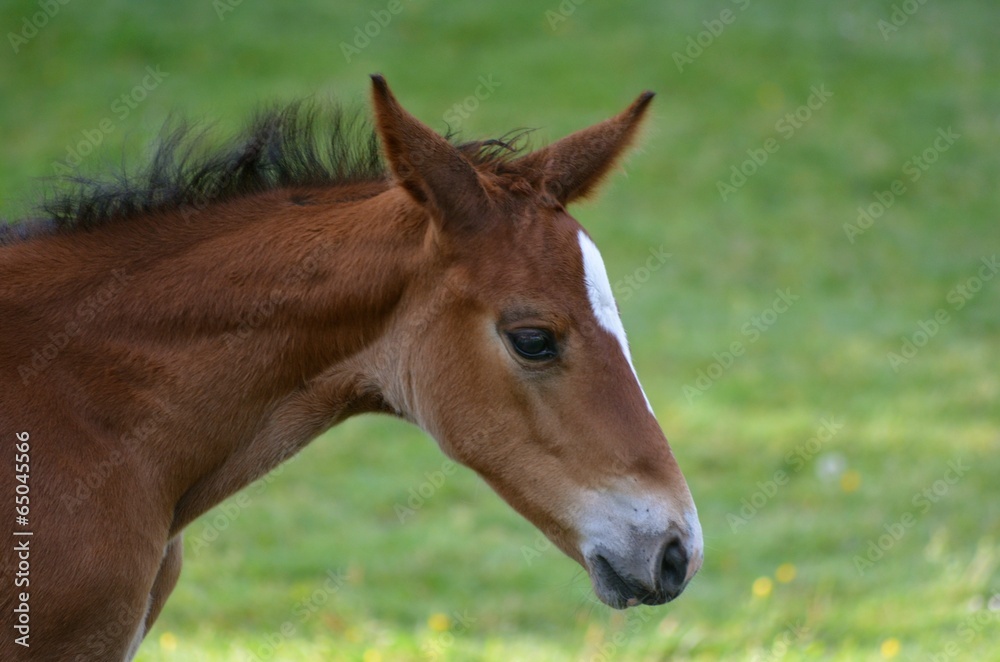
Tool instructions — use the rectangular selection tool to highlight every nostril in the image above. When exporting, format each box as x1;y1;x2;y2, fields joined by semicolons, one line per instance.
659;537;688;592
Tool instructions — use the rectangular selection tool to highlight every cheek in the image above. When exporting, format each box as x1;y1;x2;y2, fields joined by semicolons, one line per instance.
413;317;514;448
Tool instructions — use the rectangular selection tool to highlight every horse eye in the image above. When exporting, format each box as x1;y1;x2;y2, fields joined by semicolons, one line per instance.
507;329;557;361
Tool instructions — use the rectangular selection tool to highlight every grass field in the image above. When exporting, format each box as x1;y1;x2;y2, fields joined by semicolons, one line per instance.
2;1;999;660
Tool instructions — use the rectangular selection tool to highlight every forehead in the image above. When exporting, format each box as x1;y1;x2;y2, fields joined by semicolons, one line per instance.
474;207;590;306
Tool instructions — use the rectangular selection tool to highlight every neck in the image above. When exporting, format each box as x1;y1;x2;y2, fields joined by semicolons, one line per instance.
4;185;429;535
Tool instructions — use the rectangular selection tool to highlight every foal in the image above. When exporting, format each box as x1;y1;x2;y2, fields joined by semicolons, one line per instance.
0;75;702;660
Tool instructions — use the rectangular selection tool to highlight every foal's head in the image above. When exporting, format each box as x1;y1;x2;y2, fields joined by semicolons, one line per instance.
370;76;702;608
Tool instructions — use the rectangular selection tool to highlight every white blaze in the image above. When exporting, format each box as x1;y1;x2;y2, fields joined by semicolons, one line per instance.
577;230;653;413
574;231;703;588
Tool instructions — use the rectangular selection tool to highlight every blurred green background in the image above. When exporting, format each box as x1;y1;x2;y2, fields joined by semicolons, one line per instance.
2;1;998;660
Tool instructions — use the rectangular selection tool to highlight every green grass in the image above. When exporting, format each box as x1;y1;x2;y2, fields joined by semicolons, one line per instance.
3;1;999;660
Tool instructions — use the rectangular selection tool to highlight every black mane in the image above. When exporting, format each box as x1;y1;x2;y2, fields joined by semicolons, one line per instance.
2;100;527;243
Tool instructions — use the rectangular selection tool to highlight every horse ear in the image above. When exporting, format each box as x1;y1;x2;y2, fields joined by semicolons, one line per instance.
369;74;488;231
516;91;654;205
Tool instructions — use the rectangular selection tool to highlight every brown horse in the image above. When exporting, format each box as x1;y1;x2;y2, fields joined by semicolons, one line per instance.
0;75;702;660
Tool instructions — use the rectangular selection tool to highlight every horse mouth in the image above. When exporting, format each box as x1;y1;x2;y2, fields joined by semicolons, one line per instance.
588;554;682;609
